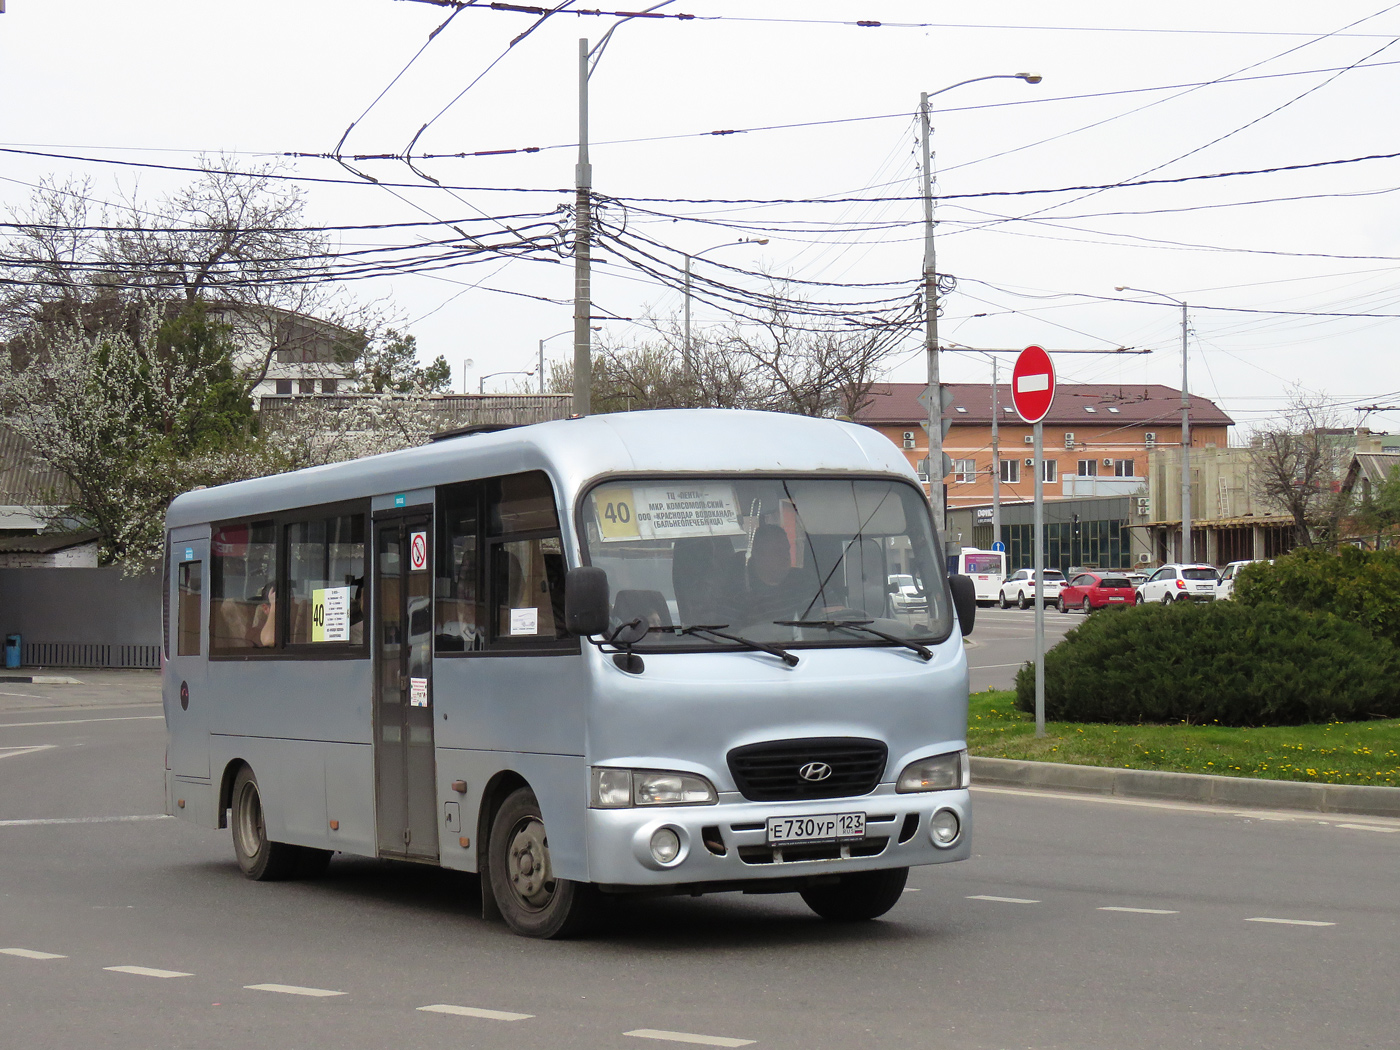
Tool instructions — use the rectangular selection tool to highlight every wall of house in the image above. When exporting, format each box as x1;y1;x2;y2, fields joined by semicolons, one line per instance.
868;421;1228;507
0;567;161;667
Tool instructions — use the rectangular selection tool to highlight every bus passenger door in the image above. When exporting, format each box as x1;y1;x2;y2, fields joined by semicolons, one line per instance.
166;534;209;780
373;514;438;862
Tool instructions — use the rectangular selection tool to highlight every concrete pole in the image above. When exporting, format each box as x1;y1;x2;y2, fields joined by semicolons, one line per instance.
920;92;944;536
991;356;1001;546
1180;301;1192;561
538;338;545;394
572;38;593;417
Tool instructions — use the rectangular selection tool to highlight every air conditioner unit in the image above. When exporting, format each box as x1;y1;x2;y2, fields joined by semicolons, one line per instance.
1144;431;1157;447
1136;497;1150;516
1138;552;1151;563
1063;432;1075;449
1024;435;1034;445
1103;457;1114;467
1024;458;1034;466
902;431;915;450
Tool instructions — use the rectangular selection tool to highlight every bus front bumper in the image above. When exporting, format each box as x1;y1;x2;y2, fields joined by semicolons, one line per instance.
584;787;970;890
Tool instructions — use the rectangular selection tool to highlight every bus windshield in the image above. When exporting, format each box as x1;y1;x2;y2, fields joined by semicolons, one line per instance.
580;476;952;650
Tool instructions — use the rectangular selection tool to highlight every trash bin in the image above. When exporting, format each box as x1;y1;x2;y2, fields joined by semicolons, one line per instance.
3;634;19;670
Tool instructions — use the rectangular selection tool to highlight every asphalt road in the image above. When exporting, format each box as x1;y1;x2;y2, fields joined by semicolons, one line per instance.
966;603;1079;692
2;672;1398;1050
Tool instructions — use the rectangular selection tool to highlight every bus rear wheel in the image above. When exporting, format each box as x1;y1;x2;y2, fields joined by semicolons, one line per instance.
230;766;304;881
799;866;909;921
488;787;598;939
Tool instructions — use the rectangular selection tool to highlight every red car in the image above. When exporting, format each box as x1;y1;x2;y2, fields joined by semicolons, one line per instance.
1058;571;1138;613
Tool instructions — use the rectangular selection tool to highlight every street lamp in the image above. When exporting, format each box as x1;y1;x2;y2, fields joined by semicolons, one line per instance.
683;238;768;373
479;368;535;394
922;73;1041;534
1115;285;1192;561
538;327;598;394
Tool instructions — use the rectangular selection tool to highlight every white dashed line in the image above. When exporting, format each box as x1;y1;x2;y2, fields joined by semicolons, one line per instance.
1336;823;1399;833
1245;917;1335;927
418;1004;533;1021
0;815;171;827
625;1030;756;1048
1;948;66;960
901;887;921;893
0;715;163;728
1098;907;1179;915
0;745;56;761
967;894;1040;904
105;965;193;978
244;983;346;997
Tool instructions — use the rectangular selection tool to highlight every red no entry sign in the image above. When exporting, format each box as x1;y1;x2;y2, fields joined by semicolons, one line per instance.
1012;344;1056;424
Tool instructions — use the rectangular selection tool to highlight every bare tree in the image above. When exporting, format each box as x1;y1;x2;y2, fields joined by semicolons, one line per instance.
1251;392;1353;548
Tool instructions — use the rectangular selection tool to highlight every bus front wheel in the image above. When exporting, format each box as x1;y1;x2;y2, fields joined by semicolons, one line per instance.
230;766;306;881
799;866;909;921
488;787;597;938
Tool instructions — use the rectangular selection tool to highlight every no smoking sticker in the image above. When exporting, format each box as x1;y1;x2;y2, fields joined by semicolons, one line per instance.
409;530;428;572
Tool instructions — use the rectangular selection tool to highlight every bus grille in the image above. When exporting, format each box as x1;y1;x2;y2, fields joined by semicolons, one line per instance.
727;738;887;802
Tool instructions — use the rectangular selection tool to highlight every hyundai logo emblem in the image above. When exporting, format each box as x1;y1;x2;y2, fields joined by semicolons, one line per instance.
799;761;833;782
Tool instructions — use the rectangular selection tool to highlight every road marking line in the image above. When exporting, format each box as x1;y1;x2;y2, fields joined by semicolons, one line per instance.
902;887;921;892
968;662;1029;670
0;715;164;728
967;894;1040;904
0;815;171;827
0;745;56;761
1245;917;1335;927
105;965;193;978
0;691;43;699
1;948;67;960
972;786;1400;828
418;1004;532;1021
244;983;346;997
1336;822;1399;833
624;1030;755;1048
1098;907;1179;915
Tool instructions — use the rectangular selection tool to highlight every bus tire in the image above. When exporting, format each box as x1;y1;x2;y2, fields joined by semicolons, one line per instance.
230;766;301;881
800;867;909;921
488;787;598;939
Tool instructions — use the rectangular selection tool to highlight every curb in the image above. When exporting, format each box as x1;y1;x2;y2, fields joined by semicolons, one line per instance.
971;756;1400;820
0;675;80;685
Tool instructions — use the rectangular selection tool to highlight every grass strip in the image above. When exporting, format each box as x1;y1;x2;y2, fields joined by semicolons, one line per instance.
967;690;1400;787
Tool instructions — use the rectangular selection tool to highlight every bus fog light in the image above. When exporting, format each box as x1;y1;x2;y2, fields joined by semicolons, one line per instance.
897;750;969;792
649;827;681;864
930;809;961;847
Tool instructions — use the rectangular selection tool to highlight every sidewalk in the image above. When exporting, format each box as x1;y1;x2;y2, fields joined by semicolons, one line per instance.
972;755;1400;820
0;668;160;713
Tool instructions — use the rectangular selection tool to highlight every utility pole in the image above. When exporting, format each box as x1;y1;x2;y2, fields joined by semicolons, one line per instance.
1179;301;1191;563
991;356;1001;544
920;91;945;534
572;38;593;417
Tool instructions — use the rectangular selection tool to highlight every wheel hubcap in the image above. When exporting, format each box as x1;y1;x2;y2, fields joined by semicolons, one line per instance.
235;782;263;860
505;817;554;911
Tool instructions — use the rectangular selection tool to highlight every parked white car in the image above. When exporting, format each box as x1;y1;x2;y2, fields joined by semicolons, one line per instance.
1136;563;1219;604
1215;559;1267;600
998;568;1066;610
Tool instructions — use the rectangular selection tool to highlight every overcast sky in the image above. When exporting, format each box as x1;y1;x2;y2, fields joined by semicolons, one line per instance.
3;1;1399;436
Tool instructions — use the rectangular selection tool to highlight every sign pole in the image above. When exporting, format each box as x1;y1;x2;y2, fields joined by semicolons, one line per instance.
1033;420;1045;737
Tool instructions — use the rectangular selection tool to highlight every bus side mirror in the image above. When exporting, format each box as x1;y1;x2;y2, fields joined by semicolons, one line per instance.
949;575;976;637
565;566;610;636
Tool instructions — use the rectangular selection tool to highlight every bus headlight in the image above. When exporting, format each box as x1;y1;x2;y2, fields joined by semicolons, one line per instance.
590;768;718;808
896;750;970;792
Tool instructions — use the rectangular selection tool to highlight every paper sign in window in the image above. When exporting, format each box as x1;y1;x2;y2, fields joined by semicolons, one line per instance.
311;586;352;642
409;530;429;571
409;677;429;707
509;607;539;635
594;483;743;542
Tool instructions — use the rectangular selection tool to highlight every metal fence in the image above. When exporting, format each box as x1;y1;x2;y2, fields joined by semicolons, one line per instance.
21;642;160;669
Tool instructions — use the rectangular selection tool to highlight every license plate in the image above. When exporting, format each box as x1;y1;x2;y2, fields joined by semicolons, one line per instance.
1108;596;1125;601
766;812;865;844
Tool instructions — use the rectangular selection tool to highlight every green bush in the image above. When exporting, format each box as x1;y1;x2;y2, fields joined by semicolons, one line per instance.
1013;600;1400;726
1235;547;1400;646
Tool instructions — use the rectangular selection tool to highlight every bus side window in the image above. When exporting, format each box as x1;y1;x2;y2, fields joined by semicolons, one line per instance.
210;521;277;651
437;483;482;652
485;472;571;648
177;561;202;657
285;514;366;646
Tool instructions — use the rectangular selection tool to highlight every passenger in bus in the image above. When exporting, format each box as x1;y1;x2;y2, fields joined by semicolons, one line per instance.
348;577;365;645
745;524;804;621
249;583;277;648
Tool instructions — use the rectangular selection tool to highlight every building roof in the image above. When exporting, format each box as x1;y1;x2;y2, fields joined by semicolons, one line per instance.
0;529;98;554
1348;452;1400;489
0;424;74;508
854;382;1234;428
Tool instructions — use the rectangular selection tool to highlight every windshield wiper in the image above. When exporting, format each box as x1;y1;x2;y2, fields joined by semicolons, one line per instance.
651;624;799;667
777;619;933;661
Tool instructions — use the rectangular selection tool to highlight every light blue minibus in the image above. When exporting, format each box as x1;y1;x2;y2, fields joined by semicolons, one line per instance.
163;409;977;937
